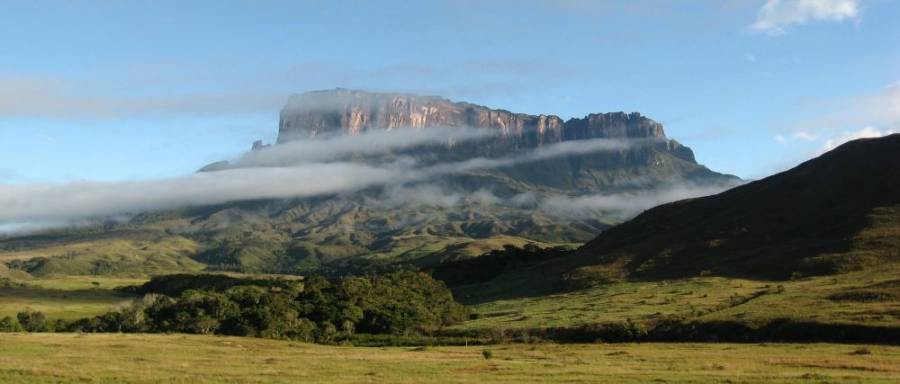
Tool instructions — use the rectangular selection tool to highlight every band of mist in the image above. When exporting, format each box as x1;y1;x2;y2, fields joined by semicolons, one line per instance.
0;131;710;232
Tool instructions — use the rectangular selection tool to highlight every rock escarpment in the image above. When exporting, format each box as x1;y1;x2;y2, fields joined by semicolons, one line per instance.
282;89;696;162
275;89;713;190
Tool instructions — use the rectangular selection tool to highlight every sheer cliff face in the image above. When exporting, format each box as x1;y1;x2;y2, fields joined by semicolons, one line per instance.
278;89;696;164
278;89;566;143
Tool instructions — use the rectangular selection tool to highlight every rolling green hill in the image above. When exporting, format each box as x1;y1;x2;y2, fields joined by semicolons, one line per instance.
445;135;900;338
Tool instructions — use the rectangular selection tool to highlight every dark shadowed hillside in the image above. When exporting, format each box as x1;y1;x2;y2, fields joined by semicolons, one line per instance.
455;134;900;302
572;133;900;281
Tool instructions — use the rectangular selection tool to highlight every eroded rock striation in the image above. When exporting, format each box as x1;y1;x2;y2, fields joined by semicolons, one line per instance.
277;89;701;173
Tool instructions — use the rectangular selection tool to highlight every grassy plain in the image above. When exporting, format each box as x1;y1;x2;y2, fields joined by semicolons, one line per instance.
0;276;142;320
456;266;900;331
1;333;899;383
2;263;898;330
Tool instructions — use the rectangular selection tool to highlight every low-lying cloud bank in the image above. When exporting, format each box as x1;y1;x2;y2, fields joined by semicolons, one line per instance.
371;184;506;210
539;182;739;220
425;137;645;175
225;127;496;168
0;163;403;227
362;179;740;225
0;132;684;233
222;128;648;170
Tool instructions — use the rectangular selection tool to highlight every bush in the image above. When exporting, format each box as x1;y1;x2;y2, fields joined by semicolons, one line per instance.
17;311;48;332
623;319;648;340
317;322;338;343
850;347;872;355
482;350;493;360
51;319;69;332
0;316;24;332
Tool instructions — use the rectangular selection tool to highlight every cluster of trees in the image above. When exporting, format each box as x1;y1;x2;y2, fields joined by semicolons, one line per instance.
431;244;572;286
0;271;469;343
1;311;68;333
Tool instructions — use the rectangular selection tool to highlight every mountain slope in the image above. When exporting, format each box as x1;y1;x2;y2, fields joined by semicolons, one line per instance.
571;133;900;281
458;134;900;301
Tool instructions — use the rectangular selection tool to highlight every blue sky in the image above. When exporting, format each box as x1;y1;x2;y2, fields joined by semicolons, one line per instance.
1;0;898;183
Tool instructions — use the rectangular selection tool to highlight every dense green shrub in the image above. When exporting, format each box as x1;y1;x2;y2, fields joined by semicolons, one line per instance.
0;316;24;332
122;273;300;297
17;311;49;332
70;271;468;343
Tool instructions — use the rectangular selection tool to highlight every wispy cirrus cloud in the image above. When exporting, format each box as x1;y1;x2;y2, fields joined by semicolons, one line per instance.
776;81;899;152
751;0;860;35
0;76;284;120
0;57;576;121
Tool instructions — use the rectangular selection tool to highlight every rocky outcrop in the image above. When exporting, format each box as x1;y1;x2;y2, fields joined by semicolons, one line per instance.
281;89;662;140
251;140;270;152
278;89;696;164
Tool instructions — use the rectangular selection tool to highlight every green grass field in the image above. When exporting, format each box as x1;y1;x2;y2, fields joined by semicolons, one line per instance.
0;276;143;320
0;243;897;382
3;263;898;331
456;265;900;332
0;333;898;383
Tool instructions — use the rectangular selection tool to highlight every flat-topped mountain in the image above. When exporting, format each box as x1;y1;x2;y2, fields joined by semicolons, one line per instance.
280;89;668;140
1;90;739;277
269;89;726;192
278;89;695;163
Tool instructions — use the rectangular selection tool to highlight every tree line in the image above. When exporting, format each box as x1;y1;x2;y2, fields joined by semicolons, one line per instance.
0;271;469;343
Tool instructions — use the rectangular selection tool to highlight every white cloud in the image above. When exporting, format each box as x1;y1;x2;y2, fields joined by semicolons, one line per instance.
822;126;895;151
774;130;819;144
0;77;284;120
0;134;654;230
0;163;407;226
854;82;900;127
225;127;494;169
540;182;741;220
776;81;899;150
751;0;860;35
368;180;742;225
0;58;577;120
792;131;819;141
375;184;463;209
424;138;648;175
